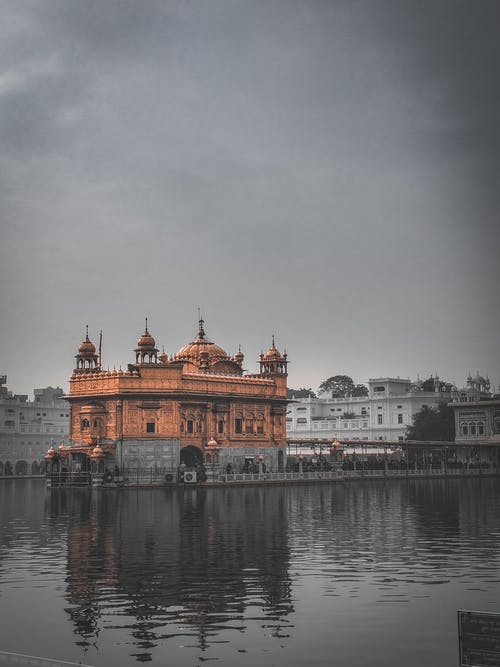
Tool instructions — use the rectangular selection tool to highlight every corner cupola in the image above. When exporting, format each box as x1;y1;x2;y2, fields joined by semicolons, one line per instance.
134;318;158;364
74;326;100;373
259;335;288;376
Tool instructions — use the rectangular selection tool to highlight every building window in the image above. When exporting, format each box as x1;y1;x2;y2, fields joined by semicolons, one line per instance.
235;418;243;434
146;422;155;433
81;419;89;430
461;424;468;435
397;405;403;409
297;407;307;412
187;420;194;434
245;420;254;434
470;423;476;435
397;414;403;424
377;414;383;424
478;422;484;435
218;420;224;434
374;386;385;392
296;418;307;424
256;421;264;434
361;408;367;415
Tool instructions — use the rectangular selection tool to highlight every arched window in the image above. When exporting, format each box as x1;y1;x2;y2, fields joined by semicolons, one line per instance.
470;423;476;436
478;422;484;435
461;424;468;436
81;419;90;430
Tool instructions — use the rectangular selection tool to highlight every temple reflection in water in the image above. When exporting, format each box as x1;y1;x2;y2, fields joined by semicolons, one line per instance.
46;487;293;661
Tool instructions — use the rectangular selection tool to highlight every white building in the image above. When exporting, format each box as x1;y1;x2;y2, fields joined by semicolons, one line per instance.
0;375;69;475
286;376;454;441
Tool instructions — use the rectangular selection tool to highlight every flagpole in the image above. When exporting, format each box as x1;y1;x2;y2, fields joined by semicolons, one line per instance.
99;330;102;369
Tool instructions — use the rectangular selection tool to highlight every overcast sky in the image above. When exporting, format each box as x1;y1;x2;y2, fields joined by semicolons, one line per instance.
1;0;499;397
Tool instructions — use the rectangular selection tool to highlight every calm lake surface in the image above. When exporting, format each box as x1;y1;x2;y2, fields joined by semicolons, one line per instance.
0;478;499;667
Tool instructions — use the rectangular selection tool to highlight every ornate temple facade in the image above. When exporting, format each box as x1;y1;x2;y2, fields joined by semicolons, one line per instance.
63;320;288;473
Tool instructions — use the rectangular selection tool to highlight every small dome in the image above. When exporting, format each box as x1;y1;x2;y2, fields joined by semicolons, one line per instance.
264;336;282;360
137;329;156;349
78;335;96;355
91;445;104;458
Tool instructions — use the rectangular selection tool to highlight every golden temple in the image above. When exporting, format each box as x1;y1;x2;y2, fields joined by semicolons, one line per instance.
54;318;288;476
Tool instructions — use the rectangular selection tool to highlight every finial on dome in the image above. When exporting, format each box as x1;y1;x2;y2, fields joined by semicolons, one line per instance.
197;308;206;339
145;316;148;333
85;324;89;340
272;334;275;347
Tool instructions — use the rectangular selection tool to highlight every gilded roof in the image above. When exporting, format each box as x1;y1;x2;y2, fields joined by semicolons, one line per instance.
174;319;230;365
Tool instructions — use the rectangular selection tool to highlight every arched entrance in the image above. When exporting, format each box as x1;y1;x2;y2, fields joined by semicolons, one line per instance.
180;445;203;467
15;460;28;475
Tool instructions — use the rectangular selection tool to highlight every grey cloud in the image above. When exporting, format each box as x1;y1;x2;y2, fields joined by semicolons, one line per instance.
0;0;499;395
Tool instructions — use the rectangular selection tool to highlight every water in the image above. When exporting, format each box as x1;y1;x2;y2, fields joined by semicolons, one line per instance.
0;478;499;666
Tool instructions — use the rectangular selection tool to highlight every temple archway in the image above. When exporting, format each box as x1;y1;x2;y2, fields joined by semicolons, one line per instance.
180;445;203;467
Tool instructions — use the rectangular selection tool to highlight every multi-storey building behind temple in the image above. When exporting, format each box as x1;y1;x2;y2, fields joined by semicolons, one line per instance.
286;373;495;442
64;320;288;473
0;375;69;476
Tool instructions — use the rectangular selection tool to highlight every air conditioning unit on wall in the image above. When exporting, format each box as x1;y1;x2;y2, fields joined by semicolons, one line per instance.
184;471;197;483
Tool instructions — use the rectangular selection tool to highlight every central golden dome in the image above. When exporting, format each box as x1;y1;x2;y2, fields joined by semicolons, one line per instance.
174;319;230;366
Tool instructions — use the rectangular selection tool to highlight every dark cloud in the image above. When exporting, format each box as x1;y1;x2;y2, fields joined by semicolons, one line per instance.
1;0;499;394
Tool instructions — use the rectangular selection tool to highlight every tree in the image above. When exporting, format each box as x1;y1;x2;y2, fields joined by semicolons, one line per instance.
287;387;317;399
318;375;367;398
318;375;355;397
406;402;455;441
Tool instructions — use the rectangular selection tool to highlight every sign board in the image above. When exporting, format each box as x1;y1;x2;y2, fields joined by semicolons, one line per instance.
458;610;500;666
